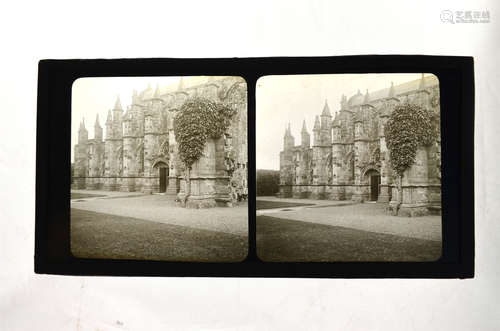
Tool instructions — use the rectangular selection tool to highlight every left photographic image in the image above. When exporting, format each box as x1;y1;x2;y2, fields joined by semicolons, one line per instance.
70;76;248;262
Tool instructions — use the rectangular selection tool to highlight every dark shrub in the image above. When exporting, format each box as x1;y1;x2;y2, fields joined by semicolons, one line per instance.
256;169;280;196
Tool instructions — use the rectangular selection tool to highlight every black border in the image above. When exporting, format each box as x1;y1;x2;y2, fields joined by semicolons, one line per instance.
35;56;474;278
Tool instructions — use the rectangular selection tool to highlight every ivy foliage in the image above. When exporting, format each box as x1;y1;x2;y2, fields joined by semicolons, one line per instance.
384;102;436;176
174;97;236;169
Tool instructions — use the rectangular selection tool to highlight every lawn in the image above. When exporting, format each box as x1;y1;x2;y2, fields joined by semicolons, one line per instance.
256;200;315;210
257;215;442;262
71;193;106;199
71;209;248;262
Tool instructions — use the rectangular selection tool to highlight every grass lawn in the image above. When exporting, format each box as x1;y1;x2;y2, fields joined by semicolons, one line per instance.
256;200;315;210
71;193;106;199
71;209;248;262
257;215;441;262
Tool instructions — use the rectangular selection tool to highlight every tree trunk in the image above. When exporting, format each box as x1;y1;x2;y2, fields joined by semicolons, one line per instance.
397;174;403;212
184;167;191;207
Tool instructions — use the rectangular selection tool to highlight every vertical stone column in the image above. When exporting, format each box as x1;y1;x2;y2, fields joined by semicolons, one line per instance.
178;139;217;208
310;146;324;199
378;136;391;202
331;122;345;200
319;147;330;184
351;164;365;202
142;112;158;194
295;148;309;199
120;122;136;192
304;149;313;198
400;147;429;216
343;147;355;199
389;147;430;216
377;112;390;202
87;144;98;190
166;129;179;196
142;135;153;194
352;119;367;202
292;151;301;199
330;145;345;200
214;136;231;206
103;140;115;191
388;179;401;214
134;139;144;193
426;141;442;214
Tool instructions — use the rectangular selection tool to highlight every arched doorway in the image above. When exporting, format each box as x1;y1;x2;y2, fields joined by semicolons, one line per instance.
153;160;169;193
364;168;381;201
159;167;168;192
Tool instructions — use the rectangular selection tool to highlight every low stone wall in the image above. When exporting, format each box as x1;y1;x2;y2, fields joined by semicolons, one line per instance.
72;176;162;194
387;184;437;217
279;184;364;201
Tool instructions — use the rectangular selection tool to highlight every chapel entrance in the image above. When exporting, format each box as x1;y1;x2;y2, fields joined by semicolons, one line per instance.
153;160;169;194
159;167;168;193
364;168;381;202
370;174;381;201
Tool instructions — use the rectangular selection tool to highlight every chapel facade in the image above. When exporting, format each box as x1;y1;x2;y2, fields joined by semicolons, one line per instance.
72;76;248;207
278;74;441;216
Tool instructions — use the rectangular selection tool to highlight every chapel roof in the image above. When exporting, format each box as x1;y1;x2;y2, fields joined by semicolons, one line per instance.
347;89;364;107
347;74;438;107
137;76;232;100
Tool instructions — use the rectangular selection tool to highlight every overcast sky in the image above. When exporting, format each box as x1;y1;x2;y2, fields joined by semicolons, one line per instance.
256;73;429;170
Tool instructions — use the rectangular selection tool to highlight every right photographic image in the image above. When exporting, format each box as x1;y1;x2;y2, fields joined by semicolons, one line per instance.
256;73;442;262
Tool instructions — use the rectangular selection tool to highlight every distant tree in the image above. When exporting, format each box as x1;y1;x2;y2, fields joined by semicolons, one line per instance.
256;169;280;196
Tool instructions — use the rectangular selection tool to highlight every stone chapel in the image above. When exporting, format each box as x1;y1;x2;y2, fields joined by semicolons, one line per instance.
72;76;248;207
278;74;441;216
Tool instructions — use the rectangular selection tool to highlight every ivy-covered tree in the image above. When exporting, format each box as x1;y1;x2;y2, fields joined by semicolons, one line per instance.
173;97;236;206
384;102;436;208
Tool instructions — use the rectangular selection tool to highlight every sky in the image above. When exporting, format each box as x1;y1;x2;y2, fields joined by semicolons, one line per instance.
256;73;432;170
71;76;211;162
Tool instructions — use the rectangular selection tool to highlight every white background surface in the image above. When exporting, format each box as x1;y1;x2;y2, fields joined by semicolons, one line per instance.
1;0;499;330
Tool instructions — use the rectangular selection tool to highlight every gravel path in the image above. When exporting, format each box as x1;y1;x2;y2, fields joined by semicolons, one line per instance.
71;192;248;236
258;202;442;241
